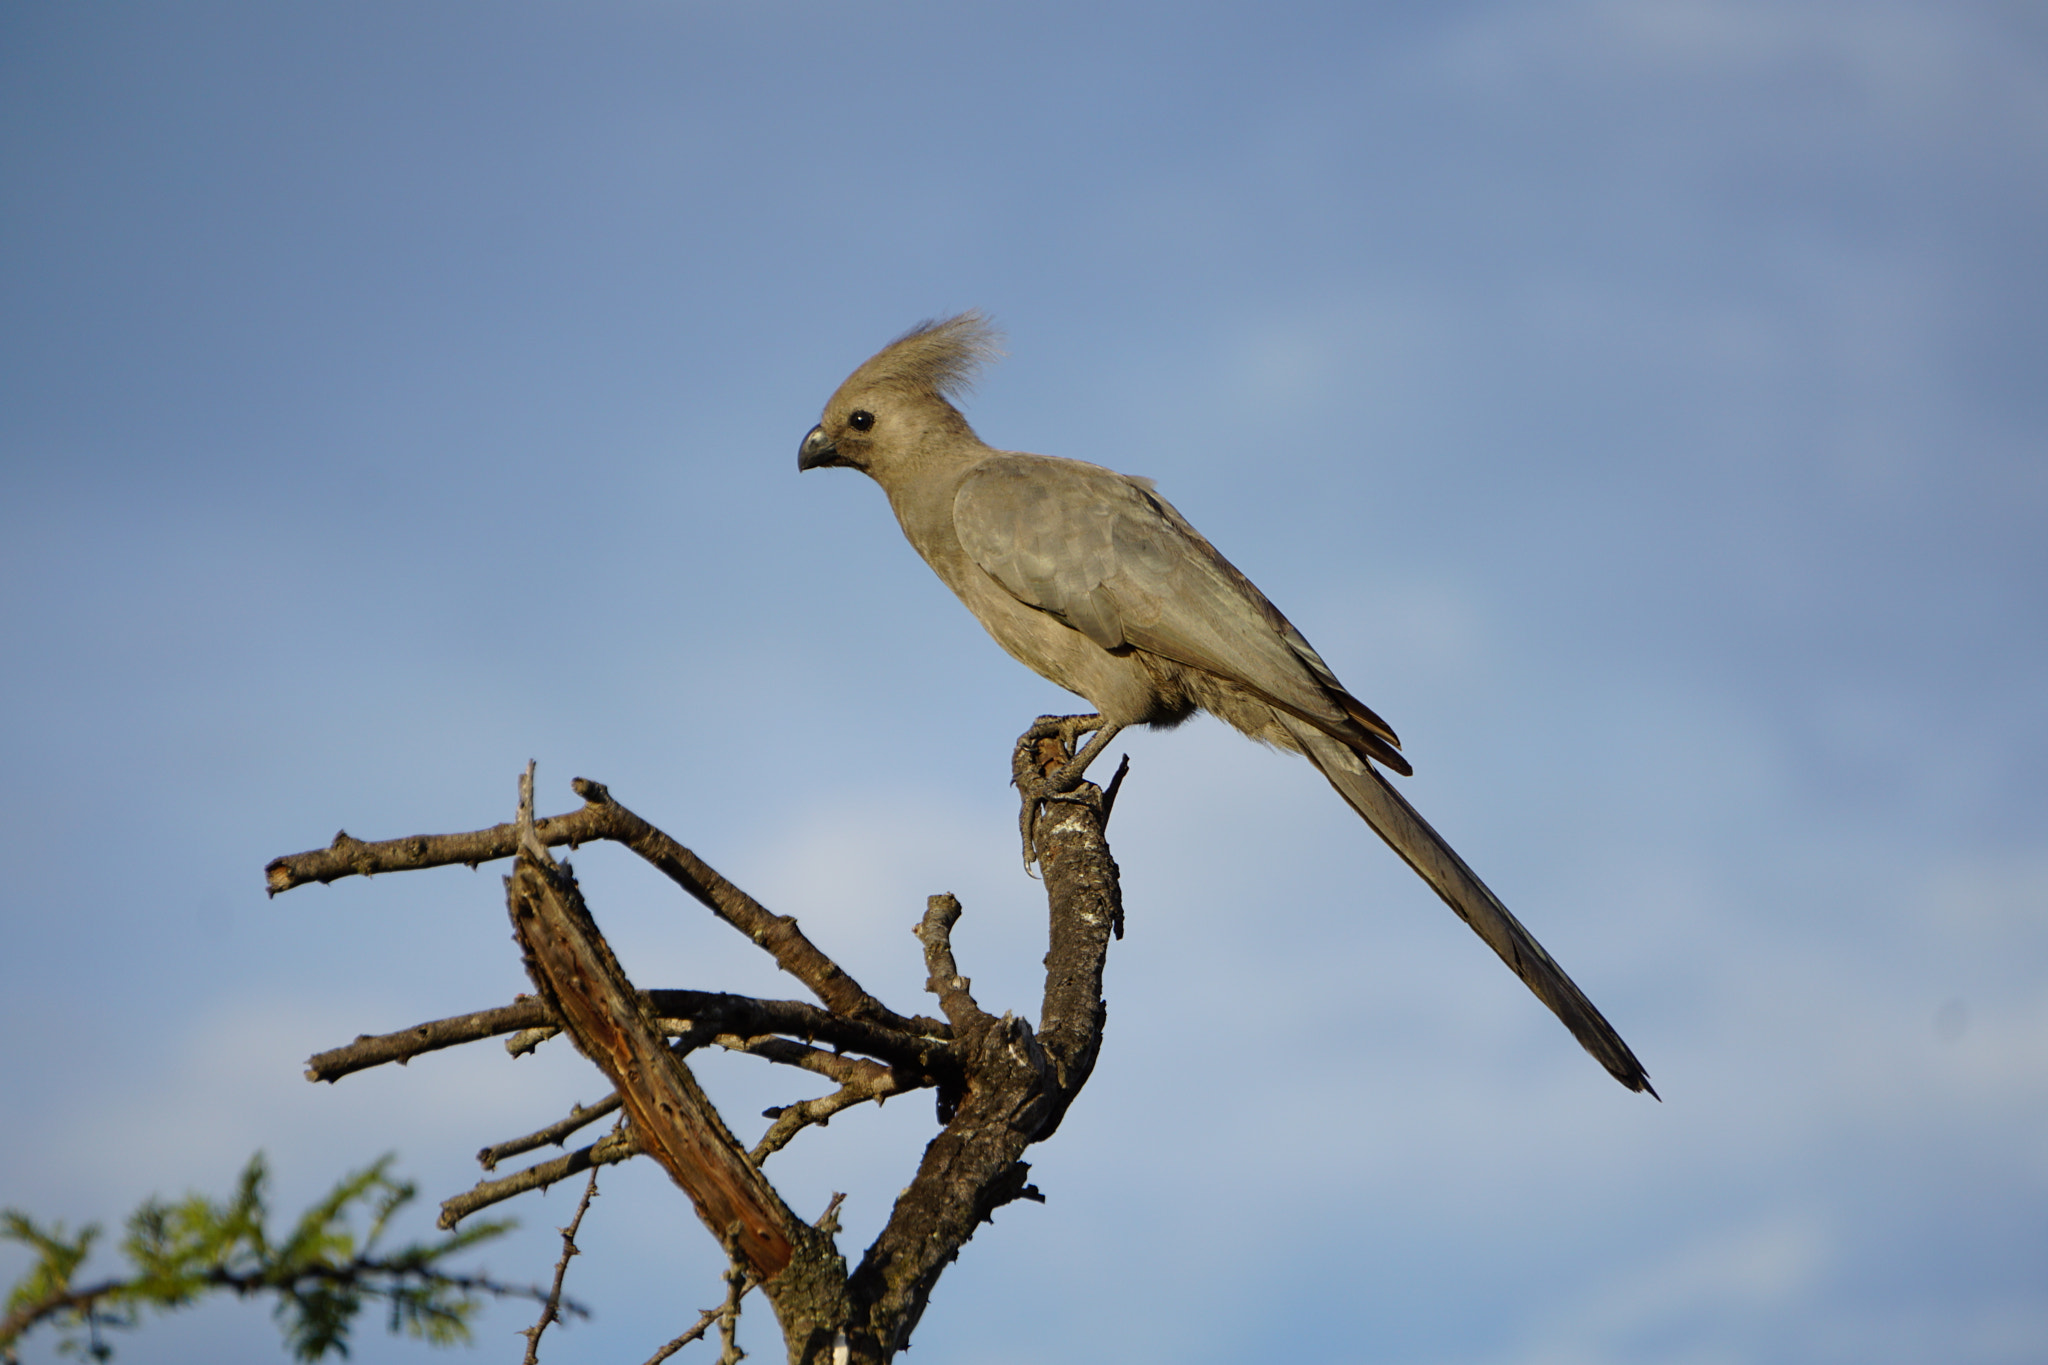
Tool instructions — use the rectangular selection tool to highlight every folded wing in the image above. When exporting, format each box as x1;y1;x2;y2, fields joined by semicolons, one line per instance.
954;454;1407;771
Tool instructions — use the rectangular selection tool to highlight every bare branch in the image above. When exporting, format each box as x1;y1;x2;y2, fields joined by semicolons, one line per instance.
479;1095;622;1171
304;1000;551;1082
642;1302;727;1365
834;724;1120;1358
270;778;945;1037
717;1260;749;1365
281;734;1128;1361
1028;775;1123;1110
440;1124;641;1230
718;1035;892;1088
1099;752;1131;830
915;894;987;1030
521;1165;601;1365
503;809;804;1278
752;1084;887;1166
642;1195;837;1365
561;779;941;1034
263;802;617;894
504;1024;559;1058
306;989;955;1085
742;1037;924;1166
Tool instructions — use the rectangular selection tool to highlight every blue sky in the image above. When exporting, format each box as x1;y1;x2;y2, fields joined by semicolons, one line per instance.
3;3;2044;1362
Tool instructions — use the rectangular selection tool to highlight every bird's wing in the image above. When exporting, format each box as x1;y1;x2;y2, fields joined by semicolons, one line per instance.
953;454;1402;755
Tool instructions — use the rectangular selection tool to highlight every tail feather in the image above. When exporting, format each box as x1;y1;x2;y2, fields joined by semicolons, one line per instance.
1280;717;1655;1096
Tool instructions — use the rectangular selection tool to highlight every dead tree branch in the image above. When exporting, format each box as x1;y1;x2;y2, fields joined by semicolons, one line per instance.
504;767;807;1278
269;778;945;1037
268;722;1126;1363
479;1096;623;1172
439;1126;641;1230
307;991;954;1086
521;1165;601;1365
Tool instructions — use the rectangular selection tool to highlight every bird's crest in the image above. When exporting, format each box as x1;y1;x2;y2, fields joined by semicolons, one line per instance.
848;311;1003;404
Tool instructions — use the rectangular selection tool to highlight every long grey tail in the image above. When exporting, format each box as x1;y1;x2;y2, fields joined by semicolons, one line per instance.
1280;717;1656;1096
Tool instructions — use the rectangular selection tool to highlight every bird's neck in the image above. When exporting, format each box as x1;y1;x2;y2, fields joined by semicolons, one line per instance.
878;448;982;588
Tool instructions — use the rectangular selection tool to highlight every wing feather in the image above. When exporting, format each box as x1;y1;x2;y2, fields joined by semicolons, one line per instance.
954;455;1405;768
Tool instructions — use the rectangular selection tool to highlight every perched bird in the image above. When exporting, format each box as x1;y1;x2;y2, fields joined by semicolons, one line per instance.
798;312;1654;1095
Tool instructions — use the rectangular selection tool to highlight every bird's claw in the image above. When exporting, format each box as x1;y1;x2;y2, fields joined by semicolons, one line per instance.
1012;715;1120;868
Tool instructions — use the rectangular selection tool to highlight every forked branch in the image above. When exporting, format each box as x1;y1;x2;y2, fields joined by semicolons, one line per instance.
268;724;1126;1363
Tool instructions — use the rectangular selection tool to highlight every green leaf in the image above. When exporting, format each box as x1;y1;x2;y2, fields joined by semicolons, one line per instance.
3;1154;527;1364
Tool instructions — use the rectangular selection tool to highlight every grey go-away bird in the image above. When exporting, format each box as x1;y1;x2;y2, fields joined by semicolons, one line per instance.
798;312;1654;1096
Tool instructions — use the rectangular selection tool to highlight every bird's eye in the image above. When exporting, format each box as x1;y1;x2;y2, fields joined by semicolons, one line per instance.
848;410;875;432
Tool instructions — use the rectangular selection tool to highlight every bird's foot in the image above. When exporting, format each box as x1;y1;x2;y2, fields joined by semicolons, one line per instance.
1012;715;1124;868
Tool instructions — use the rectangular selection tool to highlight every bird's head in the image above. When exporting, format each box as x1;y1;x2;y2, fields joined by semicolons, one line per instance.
799;311;1001;480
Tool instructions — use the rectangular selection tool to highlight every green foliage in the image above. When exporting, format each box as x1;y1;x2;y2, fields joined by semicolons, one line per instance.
2;1153;524;1363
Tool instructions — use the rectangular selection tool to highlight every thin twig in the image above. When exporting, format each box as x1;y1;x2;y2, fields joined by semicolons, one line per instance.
521;1165;601;1365
479;1034;897;1172
636;1191;839;1364
439;1128;640;1230
1100;752;1132;828
718;1035;891;1086
641;1303;726;1365
479;1095;622;1171
504;1025;560;1058
716;1260;749;1365
750;1074;906;1166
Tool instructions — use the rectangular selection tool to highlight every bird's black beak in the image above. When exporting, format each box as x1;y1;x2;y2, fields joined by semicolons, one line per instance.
798;424;840;471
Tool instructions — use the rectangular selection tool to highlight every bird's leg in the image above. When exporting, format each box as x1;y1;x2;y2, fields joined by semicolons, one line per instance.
1042;714;1120;790
1013;714;1124;867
